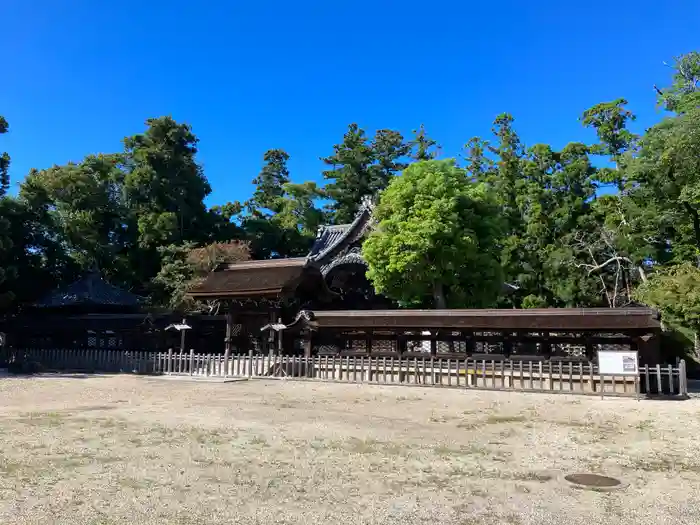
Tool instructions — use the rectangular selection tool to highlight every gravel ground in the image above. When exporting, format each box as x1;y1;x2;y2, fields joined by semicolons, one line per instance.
0;374;699;525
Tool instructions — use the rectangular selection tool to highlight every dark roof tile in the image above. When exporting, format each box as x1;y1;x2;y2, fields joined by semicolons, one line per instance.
34;272;142;308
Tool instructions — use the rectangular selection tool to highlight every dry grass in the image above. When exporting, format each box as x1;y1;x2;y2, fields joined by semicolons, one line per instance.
0;376;699;524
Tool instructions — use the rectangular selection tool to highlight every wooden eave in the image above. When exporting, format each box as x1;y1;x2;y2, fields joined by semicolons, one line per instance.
284;308;661;332
186;258;308;299
186;258;337;302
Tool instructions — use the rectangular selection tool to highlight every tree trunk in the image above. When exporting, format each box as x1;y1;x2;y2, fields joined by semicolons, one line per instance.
433;281;447;309
694;331;700;360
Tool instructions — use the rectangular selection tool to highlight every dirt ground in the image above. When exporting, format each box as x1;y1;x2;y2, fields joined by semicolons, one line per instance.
0;375;699;525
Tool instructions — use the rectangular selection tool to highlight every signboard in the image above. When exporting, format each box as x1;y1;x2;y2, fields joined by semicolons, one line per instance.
597;350;639;376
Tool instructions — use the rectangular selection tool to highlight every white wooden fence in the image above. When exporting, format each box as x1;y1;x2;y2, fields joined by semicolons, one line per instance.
5;348;689;398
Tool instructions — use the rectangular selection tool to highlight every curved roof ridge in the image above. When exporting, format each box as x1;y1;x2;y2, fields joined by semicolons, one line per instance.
307;205;372;264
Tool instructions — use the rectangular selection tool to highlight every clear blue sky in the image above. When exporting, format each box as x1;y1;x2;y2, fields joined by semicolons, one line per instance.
3;0;699;206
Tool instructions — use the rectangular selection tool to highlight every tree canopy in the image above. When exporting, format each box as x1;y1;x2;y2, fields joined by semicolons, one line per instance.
362;160;503;308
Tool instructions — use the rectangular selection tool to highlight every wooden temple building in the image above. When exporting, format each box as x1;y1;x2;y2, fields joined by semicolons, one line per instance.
3;271;223;352
0;198;663;364
6;270;147;349
187;199;663;364
187;197;395;355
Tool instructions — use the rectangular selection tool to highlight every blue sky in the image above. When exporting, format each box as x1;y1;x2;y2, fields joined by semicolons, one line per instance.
2;0;699;206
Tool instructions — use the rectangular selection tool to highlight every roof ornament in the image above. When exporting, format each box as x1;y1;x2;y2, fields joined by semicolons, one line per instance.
359;194;375;212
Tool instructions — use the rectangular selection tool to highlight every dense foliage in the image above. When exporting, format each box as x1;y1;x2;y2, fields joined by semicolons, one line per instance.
363;160;503;308
1;51;700;350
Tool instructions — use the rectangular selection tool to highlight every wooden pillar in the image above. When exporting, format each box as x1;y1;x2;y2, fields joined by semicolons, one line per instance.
636;333;660;365
303;329;312;358
277;318;284;355
223;302;233;376
268;310;277;356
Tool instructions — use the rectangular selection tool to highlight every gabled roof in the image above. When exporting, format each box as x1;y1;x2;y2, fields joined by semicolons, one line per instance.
187;258;308;298
187;257;339;302
306;197;374;274
34;272;142;308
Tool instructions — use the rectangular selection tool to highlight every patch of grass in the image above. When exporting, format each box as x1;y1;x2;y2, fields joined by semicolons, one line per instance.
497;428;518;439
75;405;116;412
63;451;124;465
470;488;488;498
509;471;553;482
433;444;488;457
344;437;406;456
551;419;593;428
429;414;455;423
456;421;480;430
190;428;228;445
249;435;268;447
396;395;422;402
635;419;653;431
457;512;522;525
15;411;64;427
446;466;471;478
346;438;379;454
485;415;528;425
626;456;700;473
95;418;129;431
118;477;152;490
192;456;235;468
0;460;29;476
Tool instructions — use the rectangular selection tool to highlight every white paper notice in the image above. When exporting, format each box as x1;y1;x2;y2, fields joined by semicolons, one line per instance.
597;350;639;376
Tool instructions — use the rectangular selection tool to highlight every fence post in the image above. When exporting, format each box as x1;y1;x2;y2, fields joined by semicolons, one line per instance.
679;359;688;397
248;349;254;377
189;349;194;376
167;348;173;375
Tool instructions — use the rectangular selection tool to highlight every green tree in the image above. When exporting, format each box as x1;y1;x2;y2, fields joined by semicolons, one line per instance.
0;114;14;307
581;98;638;189
627;107;700;266
276;181;326;238
248;149;290;214
409;124;439;161
322;123;377;224
656;51;700;114
0;115;10;197
322;124;410;224
634;263;700;357
19;155;134;282
123;116;212;248
470;114;527;303
517;142;599;307
370;129;410;193
0;116;69;309
363;159;503;308
244;149;324;258
154;241;251;311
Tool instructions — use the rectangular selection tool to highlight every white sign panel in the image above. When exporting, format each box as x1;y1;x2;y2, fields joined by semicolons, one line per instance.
597;350;639;376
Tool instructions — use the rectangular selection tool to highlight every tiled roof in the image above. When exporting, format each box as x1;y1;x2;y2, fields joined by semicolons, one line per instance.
307;224;353;261
34;272;142;308
306;203;374;274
